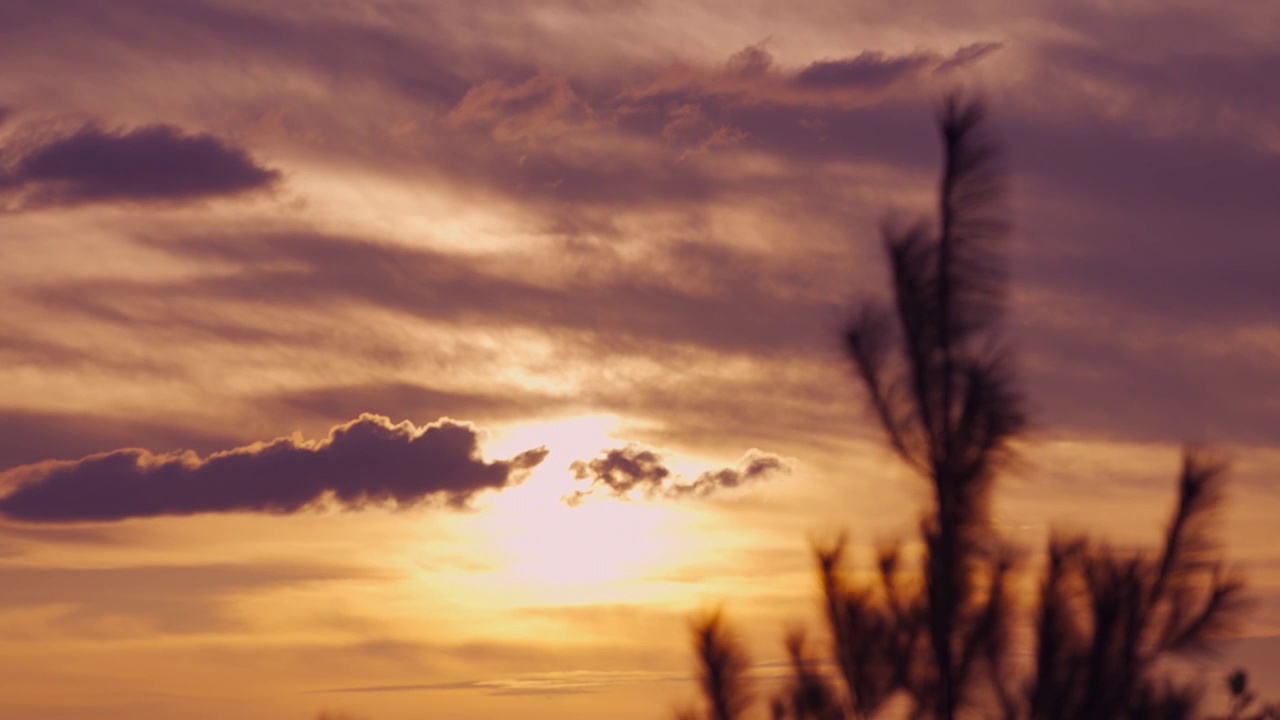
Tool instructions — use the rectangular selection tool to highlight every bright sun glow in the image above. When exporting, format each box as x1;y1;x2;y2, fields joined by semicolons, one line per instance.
474;415;689;603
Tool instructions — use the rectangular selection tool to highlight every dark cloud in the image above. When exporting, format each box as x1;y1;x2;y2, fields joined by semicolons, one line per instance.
0;414;548;522
935;41;1005;72
1;123;279;207
626;41;1002;105
687;450;793;494
796;48;953;89
568;446;670;501
565;444;791;505
726;44;773;78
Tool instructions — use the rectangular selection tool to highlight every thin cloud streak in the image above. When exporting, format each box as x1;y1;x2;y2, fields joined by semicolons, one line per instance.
313;669;692;696
26;232;843;359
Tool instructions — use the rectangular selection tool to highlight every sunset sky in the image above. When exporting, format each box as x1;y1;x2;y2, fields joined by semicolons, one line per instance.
1;1;1278;718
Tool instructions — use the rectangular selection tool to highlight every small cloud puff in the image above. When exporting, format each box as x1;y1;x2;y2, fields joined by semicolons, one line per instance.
564;444;791;506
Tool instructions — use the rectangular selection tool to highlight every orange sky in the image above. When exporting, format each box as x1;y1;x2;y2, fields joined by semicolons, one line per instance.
1;1;1278;718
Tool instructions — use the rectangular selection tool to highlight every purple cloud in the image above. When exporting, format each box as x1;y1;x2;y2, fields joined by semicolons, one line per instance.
448;72;596;142
0;414;548;522
1;123;279;207
622;41;1002;111
565;444;791;505
795;51;938;89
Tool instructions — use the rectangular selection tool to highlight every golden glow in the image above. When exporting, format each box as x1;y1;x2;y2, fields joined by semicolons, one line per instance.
473;415;688;603
486;491;680;599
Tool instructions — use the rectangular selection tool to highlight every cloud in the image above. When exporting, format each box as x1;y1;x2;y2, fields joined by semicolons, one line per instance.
565;444;791;505
0;0;494;109
0;414;548;522
421;41;1001;204
683;450;793;495
1;1;1274;453
316;669;688;696
568;446;670;499
0;123;279;208
621;41;1003;110
448;72;597;142
28;232;843;359
794;50;941;89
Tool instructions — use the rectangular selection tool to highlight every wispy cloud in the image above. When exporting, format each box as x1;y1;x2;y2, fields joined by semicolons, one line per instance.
0;561;380;637
314;669;691;696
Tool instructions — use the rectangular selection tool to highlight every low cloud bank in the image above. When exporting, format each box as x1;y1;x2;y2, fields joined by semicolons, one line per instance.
0;414;547;522
1;122;279;208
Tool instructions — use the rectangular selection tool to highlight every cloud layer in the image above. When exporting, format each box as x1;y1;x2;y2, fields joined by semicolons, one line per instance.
0;414;547;522
565;445;791;505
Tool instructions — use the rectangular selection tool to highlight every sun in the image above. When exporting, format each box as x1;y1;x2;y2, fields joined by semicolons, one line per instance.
475;415;687;602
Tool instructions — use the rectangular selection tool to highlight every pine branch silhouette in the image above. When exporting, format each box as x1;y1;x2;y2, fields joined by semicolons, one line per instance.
678;94;1263;720
681;610;754;720
843;94;1023;720
1027;450;1245;720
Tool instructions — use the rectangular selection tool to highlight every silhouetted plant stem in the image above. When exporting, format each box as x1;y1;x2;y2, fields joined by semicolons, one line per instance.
686;610;753;720
846;95;1019;720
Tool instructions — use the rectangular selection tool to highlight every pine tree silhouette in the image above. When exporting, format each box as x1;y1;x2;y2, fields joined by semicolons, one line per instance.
679;96;1253;720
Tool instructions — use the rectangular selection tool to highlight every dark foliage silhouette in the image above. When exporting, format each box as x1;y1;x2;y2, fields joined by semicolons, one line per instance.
840;95;1024;720
679;611;755;720
1212;669;1280;720
1026;452;1245;720
772;629;843;720
678;96;1254;720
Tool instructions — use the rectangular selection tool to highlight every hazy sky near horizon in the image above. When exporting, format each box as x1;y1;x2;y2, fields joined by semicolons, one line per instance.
1;1;1278;718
